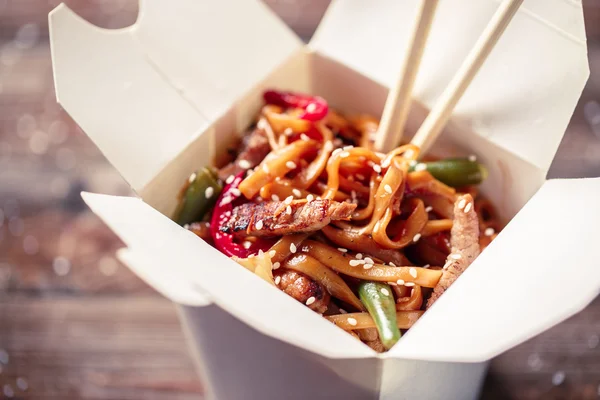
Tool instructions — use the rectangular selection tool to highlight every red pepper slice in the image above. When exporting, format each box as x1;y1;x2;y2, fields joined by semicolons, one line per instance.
263;90;328;122
210;172;274;258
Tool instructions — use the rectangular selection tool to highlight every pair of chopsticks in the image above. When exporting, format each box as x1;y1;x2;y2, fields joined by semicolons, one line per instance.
375;0;524;155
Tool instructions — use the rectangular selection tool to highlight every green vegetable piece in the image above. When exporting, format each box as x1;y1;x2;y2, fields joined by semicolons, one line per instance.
173;167;222;226
410;158;488;187
358;281;401;350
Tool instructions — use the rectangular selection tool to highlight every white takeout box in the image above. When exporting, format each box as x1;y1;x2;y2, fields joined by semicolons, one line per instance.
49;0;599;398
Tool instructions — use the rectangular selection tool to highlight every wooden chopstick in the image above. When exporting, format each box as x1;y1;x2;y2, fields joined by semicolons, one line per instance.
411;0;524;156
375;0;439;153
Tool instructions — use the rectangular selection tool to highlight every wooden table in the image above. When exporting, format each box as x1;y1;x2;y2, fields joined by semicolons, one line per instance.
1;1;599;399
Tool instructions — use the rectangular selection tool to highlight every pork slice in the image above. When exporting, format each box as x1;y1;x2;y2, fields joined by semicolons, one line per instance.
221;199;357;237
274;269;330;314
218;128;270;181
426;194;480;308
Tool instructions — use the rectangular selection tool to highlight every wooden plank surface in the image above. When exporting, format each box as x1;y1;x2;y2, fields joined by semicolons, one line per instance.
1;0;600;399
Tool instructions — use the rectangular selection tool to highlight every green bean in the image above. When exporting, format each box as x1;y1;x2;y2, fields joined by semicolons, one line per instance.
358;281;401;350
173;167;222;226
410;158;488;187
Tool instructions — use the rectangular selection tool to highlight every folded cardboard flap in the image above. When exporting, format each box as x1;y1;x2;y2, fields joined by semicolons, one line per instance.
50;0;301;192
49;5;208;191
390;178;600;362
312;0;589;173
82;192;374;359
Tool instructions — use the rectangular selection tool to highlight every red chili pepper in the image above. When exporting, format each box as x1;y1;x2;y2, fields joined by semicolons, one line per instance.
210;172;274;258
263;90;329;122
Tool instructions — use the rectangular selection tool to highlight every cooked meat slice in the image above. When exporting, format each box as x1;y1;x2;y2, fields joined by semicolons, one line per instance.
366;338;385;353
274;269;330;314
221;199;357;237
218;128;270;181
426;194;480;308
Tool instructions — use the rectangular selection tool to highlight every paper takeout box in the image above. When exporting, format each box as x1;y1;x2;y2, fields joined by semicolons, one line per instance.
49;0;599;398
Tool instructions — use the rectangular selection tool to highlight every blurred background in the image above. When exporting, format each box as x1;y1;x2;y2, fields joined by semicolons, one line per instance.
0;1;599;399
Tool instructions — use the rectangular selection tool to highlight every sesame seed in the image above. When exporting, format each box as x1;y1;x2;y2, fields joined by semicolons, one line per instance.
389;262;397;267
284;196;293;205
384;184;393;194
269;250;276;258
238;159;251;169
404;149;414;159
343;145;354;151
373;164;382;173
255;220;264;230
464;202;472;213
347;317;358;326
356;174;365;180
220;195;233;206
468;154;477;162
306;296;316;306
332;148;342;157
450;253;462;260
230;188;241;197
409;267;418;278
306;103;317;112
243;241;252;249
387;281;398;286
484;227;495;236
423;264;430;269
273;262;281;269
425;206;433;212
380;288;390;296
292;188;301;197
340;151;350;158
286;161;297;169
363;264;373;270
203;187;214;199
284;128;293;136
306;194;314;202
405;282;415;287
349;259;363;267
442;261;452;270
188;173;197;183
302;246;309;252
364;257;374;265
271;194;280;201
413;233;421;242
275;276;281;285
324;141;334;152
290;243;297;253
381;159;391;168
226;175;235;184
356;253;363;259
337;247;348;253
409;160;418;167
286;205;292;215
258;249;264;256
339;309;347;314
396;279;405;285
458;199;466;210
262;163;270;173
414;163;427;172
300;133;310;141
183;224;190;229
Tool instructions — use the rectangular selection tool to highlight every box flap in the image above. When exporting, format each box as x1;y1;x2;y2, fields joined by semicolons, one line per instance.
82;192;374;359
311;0;589;172
388;178;600;362
49;1;301;191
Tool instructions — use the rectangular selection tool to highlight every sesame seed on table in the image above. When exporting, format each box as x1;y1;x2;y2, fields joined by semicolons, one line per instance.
1;0;600;399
